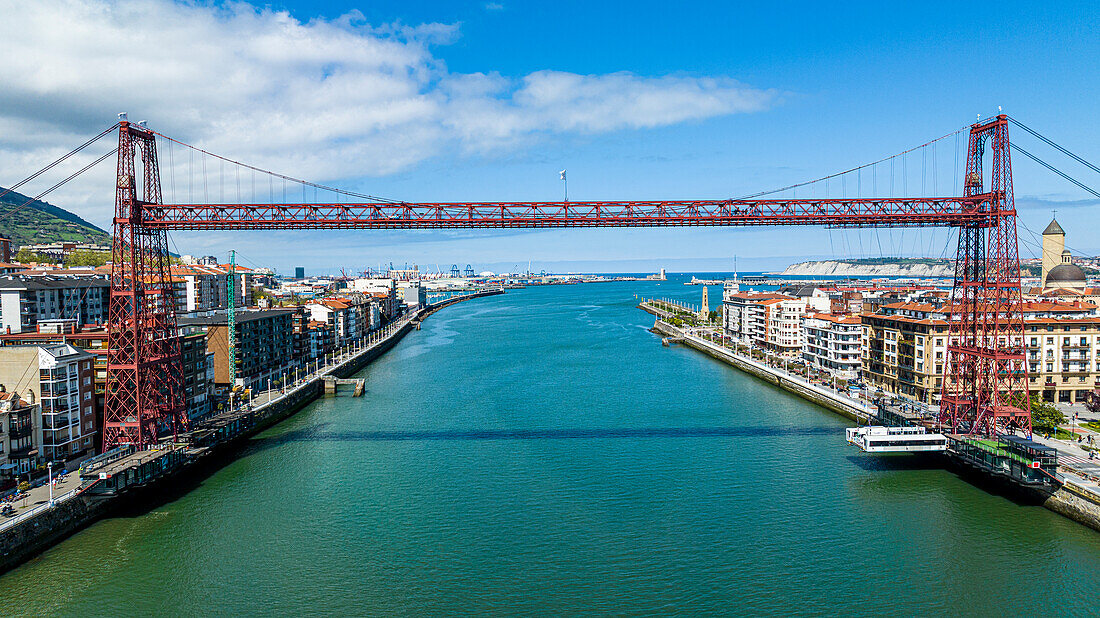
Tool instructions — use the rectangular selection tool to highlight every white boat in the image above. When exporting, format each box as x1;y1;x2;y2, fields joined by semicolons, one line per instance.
845;425;948;453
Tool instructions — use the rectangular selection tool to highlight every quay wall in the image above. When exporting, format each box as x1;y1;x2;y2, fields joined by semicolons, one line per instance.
0;495;108;572
643;306;1100;535
648;317;872;423
1044;478;1100;533
0;291;502;574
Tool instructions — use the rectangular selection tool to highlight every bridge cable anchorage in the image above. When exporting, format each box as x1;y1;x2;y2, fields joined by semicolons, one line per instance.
1007;115;1100;176
148;129;405;205
0;122;119;203
0;147;119;223
733;125;970;200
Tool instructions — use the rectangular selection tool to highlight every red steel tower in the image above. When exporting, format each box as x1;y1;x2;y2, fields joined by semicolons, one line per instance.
939;115;1031;436
101;115;1030;448
103;121;185;448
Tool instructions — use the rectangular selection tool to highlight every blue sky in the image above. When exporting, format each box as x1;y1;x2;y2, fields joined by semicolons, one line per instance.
2;0;1098;273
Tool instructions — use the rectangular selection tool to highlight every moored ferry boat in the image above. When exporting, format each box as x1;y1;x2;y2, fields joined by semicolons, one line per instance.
846;425;948;453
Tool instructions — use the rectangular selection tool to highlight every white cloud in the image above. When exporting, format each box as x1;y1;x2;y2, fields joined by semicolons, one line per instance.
0;0;776;225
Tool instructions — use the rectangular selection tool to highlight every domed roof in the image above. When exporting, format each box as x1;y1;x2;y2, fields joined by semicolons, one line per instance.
1046;263;1086;284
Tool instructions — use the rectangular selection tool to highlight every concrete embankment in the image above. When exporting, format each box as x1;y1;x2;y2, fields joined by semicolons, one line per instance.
643;310;873;423
1044;475;1100;532
0;290;503;574
642;305;1100;535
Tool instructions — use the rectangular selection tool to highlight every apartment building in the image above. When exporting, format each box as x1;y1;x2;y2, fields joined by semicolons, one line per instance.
0;392;35;481
721;292;806;357
722;292;790;344
306;295;380;346
397;281;427;310
861;302;948;404
170;264;254;313
0;343;97;463
180;332;215;421
802;313;863;380
0;274;109;334
863;299;1100;405
349;278;399;318
1023;301;1100;403
178;308;295;390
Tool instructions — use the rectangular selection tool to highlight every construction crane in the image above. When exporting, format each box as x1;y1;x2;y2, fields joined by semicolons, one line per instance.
227;249;237;390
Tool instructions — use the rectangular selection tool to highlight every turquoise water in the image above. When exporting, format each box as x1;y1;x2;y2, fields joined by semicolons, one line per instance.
2;278;1100;615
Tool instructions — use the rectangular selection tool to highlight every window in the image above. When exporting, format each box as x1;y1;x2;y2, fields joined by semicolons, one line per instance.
1031;337;1038;346
1047;363;1054;372
83;391;90;401
1064;337;1071;345
1047;337;1054;344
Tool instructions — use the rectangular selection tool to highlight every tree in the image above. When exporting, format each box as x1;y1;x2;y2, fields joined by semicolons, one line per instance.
15;248;49;264
1084;390;1100;415
64;249;109;267
1030;394;1066;432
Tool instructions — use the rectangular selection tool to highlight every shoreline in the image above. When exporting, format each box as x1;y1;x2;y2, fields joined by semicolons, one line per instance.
638;302;1100;534
0;289;503;574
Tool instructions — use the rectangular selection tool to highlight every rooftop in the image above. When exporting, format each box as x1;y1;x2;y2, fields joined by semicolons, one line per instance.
178;308;296;326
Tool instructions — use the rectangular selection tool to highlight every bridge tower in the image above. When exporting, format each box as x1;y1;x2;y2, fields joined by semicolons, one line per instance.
939;115;1031;436
103;120;184;449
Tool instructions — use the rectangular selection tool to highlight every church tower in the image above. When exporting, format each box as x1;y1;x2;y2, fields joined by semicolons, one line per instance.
1041;217;1065;287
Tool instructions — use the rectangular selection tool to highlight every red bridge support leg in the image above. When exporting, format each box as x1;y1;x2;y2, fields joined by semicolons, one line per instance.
103;121;185;450
940;115;1031;437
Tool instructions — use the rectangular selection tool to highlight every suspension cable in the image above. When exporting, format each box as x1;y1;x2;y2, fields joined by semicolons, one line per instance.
1011;144;1100;200
734;125;970;199
0;148;119;222
149;130;404;204
0;123;119;202
1008;115;1100;176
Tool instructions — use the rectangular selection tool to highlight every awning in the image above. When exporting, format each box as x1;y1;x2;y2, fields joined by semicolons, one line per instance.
0;463;17;470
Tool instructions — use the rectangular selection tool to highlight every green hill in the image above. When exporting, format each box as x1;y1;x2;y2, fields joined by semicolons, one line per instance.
0;187;110;248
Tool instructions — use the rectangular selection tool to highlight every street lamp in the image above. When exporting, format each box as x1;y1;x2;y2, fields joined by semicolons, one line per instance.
47;461;54;506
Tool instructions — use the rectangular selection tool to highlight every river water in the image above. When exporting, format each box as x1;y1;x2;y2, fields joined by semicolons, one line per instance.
2;278;1100;615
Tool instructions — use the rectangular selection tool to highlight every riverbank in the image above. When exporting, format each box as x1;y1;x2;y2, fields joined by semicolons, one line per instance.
0;289;503;573
639;301;1100;535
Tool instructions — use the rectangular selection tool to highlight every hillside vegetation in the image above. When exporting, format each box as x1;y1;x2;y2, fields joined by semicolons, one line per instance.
0;187;110;248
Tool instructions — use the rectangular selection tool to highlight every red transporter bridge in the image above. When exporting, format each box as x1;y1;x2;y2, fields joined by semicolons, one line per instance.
103;116;1029;448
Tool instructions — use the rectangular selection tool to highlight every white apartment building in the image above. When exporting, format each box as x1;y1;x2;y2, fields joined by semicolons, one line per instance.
397;281;427;310
0;275;109;334
171;264;254;313
763;298;806;357
0;343;96;464
722;292;805;357
723;292;790;344
802;313;863;379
